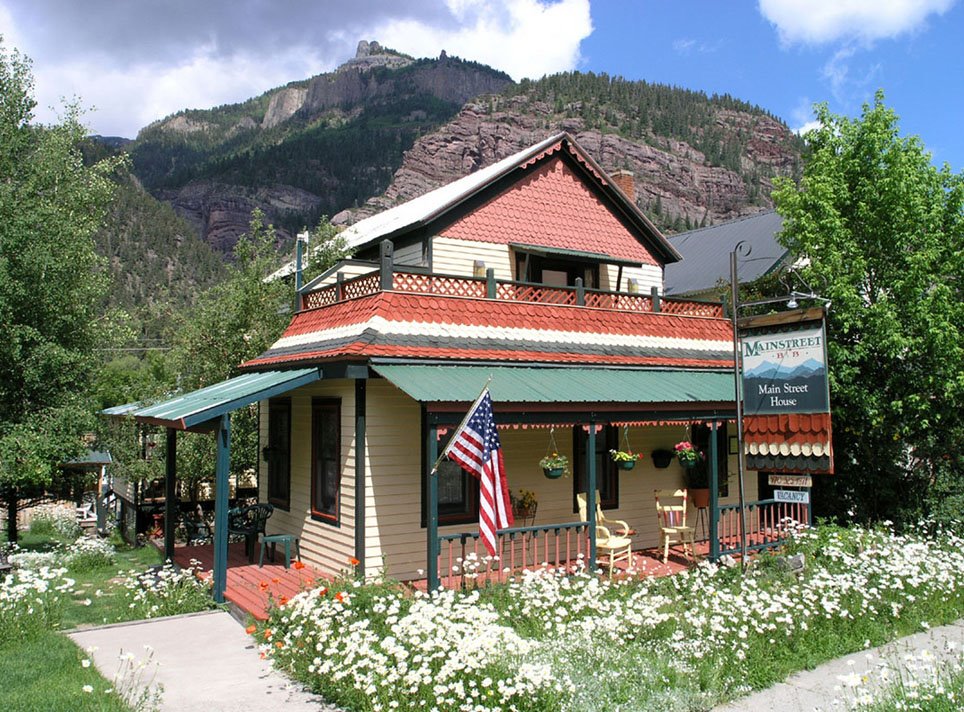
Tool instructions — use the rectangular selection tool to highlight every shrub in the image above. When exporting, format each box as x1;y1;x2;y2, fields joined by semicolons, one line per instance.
28;504;82;539
64;536;115;572
119;562;216;619
0;566;73;645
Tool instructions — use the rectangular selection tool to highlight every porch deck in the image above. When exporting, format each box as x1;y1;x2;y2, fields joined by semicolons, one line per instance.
171;542;329;621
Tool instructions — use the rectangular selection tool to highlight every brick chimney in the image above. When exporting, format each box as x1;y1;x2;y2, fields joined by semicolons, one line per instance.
610;169;636;203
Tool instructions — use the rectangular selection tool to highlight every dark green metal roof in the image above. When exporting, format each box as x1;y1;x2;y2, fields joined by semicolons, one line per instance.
372;364;734;404
122;368;322;430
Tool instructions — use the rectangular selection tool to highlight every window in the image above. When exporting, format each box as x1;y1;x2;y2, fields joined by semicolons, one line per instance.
573;425;619;511
423;430;479;527
266;399;291;510
311;399;341;523
515;253;598;288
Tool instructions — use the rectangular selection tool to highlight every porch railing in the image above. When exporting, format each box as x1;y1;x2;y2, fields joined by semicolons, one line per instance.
301;259;723;318
438;521;590;588
716;499;810;558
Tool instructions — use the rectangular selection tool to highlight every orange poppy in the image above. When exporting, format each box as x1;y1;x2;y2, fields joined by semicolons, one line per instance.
335;591;346;603
348;556;360;566
279;596;289;606
271;577;281;584
293;561;305;570
245;624;257;634
275;641;283;649
258;581;270;591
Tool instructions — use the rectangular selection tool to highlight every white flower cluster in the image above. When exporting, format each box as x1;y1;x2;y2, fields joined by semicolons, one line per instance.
0;565;74;644
830;642;964;710
7;534;115;571
264;584;566;711
28;503;82;538
262;524;964;711
118;561;213;619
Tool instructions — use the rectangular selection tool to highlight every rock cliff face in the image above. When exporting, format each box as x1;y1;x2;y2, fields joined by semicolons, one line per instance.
132;42;800;258
339;95;799;230
155;182;322;255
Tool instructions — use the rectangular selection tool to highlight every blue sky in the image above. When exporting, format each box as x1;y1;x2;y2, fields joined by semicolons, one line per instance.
1;0;960;170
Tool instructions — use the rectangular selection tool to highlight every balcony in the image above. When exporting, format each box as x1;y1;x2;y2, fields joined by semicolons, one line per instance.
301;263;724;318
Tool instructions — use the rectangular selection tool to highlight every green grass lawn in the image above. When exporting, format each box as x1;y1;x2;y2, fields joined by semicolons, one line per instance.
1;528;171;711
0;631;132;712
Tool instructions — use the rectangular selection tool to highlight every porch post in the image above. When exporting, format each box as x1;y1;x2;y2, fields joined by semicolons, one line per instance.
586;419;597;569
354;379;366;578
709;421;720;561
426;420;439;591
164;428;177;561
212;414;230;604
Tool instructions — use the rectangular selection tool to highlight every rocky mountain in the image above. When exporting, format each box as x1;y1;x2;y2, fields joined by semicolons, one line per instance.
127;42;802;258
129;42;512;256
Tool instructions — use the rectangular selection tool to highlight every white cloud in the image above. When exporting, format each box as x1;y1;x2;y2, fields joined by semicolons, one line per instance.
758;0;956;46
373;0;592;80
2;0;592;136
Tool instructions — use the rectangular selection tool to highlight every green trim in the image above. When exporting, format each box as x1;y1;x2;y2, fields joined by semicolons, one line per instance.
130;368;321;430
509;242;643;268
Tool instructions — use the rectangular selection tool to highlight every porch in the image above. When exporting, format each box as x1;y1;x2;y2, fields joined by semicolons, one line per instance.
171;541;328;620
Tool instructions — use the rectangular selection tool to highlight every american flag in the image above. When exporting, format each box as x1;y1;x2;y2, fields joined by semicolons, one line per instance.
442;389;513;557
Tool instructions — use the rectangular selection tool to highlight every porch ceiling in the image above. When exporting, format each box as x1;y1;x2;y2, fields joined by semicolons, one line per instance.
371;364;735;405
118;368;322;430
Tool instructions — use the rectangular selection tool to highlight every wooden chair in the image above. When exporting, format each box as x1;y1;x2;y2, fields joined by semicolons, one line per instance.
576;491;636;537
654;489;696;564
577;493;634;575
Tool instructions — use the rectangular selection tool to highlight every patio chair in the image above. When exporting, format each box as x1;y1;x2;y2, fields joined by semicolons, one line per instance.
228;503;273;563
182;505;212;545
576;491;636;536
654;489;696;564
595;524;634;576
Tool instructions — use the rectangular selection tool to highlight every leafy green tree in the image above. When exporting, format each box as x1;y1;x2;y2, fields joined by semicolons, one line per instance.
303;215;352;284
0;43;124;540
164;209;291;498
772;92;964;525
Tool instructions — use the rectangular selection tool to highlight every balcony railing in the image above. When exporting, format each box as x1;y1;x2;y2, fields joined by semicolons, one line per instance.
438;521;590;588
302;262;723;318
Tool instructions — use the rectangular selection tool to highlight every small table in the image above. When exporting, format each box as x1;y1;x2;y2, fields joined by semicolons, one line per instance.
259;534;301;569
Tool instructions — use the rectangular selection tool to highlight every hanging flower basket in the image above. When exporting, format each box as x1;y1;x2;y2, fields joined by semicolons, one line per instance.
616;459;636;471
539;429;569;479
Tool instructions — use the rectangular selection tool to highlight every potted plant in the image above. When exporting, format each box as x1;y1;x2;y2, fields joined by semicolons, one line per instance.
539;452;569;479
610;449;642;471
510;488;538;520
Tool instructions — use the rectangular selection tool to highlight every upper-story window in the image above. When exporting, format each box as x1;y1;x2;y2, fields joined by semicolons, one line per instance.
515;252;598;288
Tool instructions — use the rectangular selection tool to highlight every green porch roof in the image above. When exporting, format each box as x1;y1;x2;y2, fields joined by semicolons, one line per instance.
371;364;734;404
123;368;322;430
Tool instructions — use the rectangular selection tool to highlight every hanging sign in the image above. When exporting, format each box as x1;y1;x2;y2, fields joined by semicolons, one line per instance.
769;474;813;488
741;322;829;416
774;489;810;504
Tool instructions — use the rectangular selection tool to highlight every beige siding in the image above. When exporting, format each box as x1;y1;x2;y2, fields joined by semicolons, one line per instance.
394;240;425;266
431;236;514;278
259;379;357;577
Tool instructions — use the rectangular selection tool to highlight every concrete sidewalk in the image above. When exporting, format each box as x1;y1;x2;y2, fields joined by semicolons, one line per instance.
714;619;964;711
69;610;338;711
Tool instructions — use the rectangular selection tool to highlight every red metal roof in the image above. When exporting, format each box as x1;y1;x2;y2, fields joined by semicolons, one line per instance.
440;155;659;265
243;291;733;370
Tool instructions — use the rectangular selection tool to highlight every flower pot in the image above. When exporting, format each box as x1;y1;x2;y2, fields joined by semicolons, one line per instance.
616;460;636;471
690;488;710;509
651;449;673;468
543;467;564;479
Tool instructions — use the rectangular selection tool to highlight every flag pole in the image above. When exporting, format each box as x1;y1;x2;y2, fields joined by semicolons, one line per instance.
431;377;492;475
